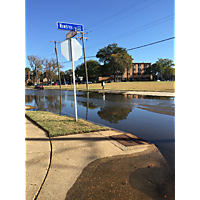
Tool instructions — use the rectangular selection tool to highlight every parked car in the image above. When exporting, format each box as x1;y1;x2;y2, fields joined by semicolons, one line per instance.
39;84;44;90
53;82;57;85
34;84;44;90
88;81;92;84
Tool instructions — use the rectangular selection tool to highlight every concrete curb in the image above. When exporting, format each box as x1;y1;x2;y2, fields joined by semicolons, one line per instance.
98;131;153;152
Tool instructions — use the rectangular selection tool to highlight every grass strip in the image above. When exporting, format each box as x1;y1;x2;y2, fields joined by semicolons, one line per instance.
25;111;109;137
26;81;175;92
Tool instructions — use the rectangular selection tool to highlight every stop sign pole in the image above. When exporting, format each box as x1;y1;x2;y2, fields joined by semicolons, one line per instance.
70;38;78;121
61;32;82;122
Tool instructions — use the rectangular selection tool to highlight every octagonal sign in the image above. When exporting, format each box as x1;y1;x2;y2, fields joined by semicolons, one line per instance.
61;38;82;61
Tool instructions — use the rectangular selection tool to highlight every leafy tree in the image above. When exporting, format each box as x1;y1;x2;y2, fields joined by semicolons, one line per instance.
25;67;31;73
156;58;175;80
65;69;73;82
60;71;65;82
145;63;161;80
96;43;133;82
75;60;101;81
96;43;126;63
145;58;175;80
110;52;133;81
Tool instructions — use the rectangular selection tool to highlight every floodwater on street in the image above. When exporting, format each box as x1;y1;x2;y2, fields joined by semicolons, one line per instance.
25;89;175;174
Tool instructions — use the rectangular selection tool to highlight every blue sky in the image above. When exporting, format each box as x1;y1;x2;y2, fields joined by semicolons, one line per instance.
25;0;175;72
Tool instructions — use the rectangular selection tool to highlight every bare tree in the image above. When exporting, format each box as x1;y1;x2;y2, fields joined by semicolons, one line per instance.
44;58;57;85
43;58;64;84
27;55;43;84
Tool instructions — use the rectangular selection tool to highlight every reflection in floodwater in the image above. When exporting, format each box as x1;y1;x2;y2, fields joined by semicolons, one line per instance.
25;93;65;114
77;93;134;124
123;94;174;100
25;91;174;122
25;90;175;174
97;106;133;124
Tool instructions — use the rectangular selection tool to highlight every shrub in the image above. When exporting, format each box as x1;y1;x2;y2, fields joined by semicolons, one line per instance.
27;81;33;86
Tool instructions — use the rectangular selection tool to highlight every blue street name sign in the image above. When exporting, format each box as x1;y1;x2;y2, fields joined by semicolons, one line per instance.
57;22;84;32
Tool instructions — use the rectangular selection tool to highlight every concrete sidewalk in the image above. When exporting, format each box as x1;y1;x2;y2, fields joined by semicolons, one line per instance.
25;117;51;200
25;117;174;200
38;131;153;199
93;90;175;97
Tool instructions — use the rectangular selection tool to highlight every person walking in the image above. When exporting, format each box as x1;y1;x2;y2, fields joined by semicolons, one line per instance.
102;81;105;90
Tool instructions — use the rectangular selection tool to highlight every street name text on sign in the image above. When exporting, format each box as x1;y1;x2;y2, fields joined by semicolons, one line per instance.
57;22;84;32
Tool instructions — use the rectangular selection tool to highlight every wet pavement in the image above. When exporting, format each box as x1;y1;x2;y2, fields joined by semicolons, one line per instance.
65;146;174;200
25;90;175;175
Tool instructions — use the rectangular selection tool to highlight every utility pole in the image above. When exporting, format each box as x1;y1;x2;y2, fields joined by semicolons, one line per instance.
50;40;61;90
76;32;89;91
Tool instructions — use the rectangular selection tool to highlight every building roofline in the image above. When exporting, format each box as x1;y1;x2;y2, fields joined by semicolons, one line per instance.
133;62;151;64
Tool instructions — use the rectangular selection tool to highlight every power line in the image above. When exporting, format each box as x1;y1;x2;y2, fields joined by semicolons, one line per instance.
89;0;160;33
85;0;146;30
39;53;55;58
126;37;175;51
38;43;54;57
91;36;175;56
87;14;174;50
60;36;175;63
37;42;53;57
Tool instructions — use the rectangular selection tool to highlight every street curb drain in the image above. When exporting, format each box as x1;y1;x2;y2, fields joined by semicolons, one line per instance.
109;133;153;151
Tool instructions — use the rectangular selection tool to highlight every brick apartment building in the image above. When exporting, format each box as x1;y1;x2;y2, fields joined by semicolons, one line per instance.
124;62;152;81
98;62;152;82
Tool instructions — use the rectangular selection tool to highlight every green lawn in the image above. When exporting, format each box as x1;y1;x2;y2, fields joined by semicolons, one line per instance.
25;111;109;137
26;81;175;92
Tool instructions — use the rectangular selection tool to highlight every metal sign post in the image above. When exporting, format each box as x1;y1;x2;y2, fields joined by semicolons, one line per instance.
70;38;78;121
61;39;82;122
